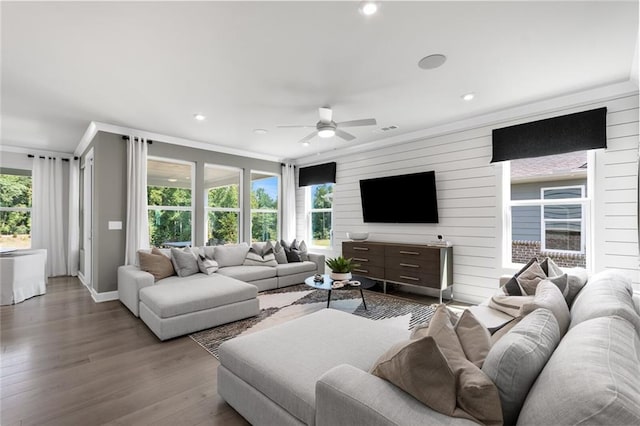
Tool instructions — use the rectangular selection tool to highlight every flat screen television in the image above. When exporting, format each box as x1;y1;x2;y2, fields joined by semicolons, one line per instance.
359;171;439;223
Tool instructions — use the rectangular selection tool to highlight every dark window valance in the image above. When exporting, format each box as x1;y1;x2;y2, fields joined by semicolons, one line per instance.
298;162;337;187
491;107;607;163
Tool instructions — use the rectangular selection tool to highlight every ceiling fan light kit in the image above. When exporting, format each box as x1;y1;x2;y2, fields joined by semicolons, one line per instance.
279;106;377;145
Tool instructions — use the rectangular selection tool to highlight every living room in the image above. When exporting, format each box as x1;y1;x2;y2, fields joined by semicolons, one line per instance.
1;1;639;425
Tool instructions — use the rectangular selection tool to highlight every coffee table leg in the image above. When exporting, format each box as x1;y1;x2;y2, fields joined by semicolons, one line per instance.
359;288;367;310
327;290;332;308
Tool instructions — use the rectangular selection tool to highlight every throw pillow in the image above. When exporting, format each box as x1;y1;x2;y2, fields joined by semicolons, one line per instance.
410;308;459;340
271;240;288;264
280;239;302;263
370;335;457;416
523;279;571;336
539;257;563;278
454;309;492;368
138;249;175;281
243;247;278;267
298;240;309;261
502;257;538;296
170;246;199;277
516;261;547;295
482;308;561;426
214;243;250;267
197;253;219;275
565;267;589;306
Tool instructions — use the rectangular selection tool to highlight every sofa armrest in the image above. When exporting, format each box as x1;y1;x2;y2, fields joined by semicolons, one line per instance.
117;265;154;317
315;364;476;426
307;252;325;275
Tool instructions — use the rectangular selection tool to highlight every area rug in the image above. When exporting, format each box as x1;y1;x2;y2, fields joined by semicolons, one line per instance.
190;284;437;359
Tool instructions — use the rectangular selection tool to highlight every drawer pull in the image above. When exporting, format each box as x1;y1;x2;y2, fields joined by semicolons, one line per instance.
353;247;369;251
399;275;420;281
354;268;369;273
399;250;420;255
353;258;369;262
400;263;419;268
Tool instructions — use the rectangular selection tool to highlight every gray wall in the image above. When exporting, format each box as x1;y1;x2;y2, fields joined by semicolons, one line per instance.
511;178;586;241
79;132;281;294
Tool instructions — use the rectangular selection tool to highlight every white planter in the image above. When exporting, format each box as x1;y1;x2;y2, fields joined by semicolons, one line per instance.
330;272;352;281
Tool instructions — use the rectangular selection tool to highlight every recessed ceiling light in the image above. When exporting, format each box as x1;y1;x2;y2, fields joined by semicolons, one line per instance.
359;1;379;16
253;128;268;135
193;113;206;121
167;178;177;182
418;54;447;70
462;92;475;101
301;141;311;147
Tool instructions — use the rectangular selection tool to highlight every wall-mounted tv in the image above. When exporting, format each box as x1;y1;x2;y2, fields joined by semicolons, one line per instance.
359;171;439;223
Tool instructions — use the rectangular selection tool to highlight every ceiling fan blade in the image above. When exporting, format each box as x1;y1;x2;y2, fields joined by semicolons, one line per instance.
337;118;377;128
276;124;316;128
335;129;356;141
319;107;333;124
298;131;318;144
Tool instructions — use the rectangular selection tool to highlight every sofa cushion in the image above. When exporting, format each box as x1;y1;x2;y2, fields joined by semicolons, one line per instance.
482;308;561;426
138;249;175;281
523;279;570;336
467;304;515;333
140;274;257;318
219;309;409;426
214;243;250;267
570;269;640;334
517;316;640;426
565;267;589;306
488;295;535;318
275;261;317;276
170;247;199;277
217;265;277;282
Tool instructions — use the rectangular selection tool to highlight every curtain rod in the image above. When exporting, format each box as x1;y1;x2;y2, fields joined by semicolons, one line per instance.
28;154;78;162
122;136;153;144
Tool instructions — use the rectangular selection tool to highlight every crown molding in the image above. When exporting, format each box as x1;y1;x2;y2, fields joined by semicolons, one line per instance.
0;144;74;157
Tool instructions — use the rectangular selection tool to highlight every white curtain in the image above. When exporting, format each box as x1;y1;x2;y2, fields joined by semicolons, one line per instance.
124;136;150;265
67;159;80;276
281;163;297;241
32;157;67;277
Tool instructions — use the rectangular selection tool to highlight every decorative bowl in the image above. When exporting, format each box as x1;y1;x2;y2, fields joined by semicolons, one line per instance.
346;232;369;241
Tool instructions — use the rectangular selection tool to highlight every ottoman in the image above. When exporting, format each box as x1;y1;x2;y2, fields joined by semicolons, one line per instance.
139;274;259;340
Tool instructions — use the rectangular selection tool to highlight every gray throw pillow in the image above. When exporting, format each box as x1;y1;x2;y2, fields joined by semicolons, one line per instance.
281;239;302;263
243;247;278;267
502;257;537;296
516;261;547;296
523;279;571;336
214;243;250;267
272;240;288;264
170;247;199;277
197;253;219;275
482;308;561;426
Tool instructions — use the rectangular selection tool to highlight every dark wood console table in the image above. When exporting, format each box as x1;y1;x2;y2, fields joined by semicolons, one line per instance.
342;241;453;303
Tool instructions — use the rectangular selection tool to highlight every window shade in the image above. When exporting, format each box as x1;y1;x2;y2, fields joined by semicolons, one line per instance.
298;162;337;187
491;107;607;163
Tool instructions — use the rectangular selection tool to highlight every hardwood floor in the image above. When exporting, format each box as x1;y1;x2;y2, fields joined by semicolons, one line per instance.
0;276;249;426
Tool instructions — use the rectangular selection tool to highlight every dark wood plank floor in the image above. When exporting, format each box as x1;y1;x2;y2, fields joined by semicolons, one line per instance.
0;276;249;426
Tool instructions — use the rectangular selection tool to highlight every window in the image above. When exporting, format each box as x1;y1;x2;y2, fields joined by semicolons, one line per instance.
0;171;32;249
308;183;333;248
250;172;279;242
147;158;194;248
205;165;241;245
507;150;589;268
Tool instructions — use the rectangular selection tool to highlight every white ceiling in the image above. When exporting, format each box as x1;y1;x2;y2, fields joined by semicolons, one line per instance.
1;1;638;162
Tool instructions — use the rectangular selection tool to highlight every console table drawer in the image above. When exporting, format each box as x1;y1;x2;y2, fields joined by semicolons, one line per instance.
385;269;441;289
351;265;385;280
343;250;384;266
385;244;440;259
384;255;439;272
342;242;385;257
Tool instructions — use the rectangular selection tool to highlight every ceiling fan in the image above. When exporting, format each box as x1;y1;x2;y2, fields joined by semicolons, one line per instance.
278;107;377;145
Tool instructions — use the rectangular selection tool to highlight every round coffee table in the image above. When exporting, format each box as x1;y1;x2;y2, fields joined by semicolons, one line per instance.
304;274;377;310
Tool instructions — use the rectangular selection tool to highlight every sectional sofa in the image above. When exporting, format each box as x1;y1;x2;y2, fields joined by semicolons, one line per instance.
117;242;325;340
217;269;640;425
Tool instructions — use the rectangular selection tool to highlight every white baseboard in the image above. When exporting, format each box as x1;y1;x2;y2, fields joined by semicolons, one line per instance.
78;272;119;303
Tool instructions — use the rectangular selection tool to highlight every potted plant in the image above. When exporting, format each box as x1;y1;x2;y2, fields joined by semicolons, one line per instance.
325;256;358;281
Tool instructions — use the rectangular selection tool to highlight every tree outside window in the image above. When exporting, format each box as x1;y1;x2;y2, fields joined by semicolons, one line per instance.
0;172;32;248
147;159;193;248
309;183;333;248
206;165;241;245
251;172;279;242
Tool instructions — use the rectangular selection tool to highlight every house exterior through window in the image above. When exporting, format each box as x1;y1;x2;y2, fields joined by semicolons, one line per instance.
508;151;589;268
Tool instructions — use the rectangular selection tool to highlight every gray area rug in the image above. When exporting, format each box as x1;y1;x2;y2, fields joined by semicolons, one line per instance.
190;284;436;359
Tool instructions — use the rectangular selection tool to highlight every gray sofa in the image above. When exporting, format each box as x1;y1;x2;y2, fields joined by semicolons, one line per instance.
218;269;640;425
117;242;325;340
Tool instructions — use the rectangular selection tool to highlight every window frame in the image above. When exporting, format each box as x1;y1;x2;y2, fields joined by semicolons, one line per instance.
249;170;280;243
147;156;195;247
204;163;243;245
501;150;595;270
539;184;586;255
306;183;334;250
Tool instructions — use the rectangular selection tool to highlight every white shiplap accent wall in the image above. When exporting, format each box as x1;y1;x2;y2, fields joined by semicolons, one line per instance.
295;91;639;303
